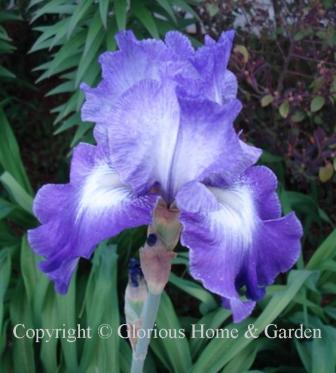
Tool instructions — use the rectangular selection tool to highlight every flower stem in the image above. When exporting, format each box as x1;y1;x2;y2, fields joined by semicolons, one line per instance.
130;292;162;373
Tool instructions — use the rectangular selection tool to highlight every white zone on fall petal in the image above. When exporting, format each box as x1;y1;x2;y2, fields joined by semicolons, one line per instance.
208;185;257;250
76;163;132;221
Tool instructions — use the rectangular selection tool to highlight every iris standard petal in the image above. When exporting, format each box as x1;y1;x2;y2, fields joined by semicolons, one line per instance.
165;30;238;104
164;31;194;59
80;30;170;125
81;30;240;131
106;79;180;198
175;166;303;322
28;143;157;293
107;78;258;200
190;30;238;104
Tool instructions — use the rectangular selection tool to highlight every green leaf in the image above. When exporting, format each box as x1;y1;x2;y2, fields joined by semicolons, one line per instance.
53;91;82;123
260;94;274;107
325;306;336;320
31;0;76;23
311;334;335;373
20;236;38;304
169;273;217;314
99;0;110;28
291;110;305;122
77;50;101;86
0;222;18;248
307;229;336;270
190;308;230;358
41;31;86;78
294;316;336;373
310;96;325;112
49;19;70;50
151;292;192;372
133;2;159;38
233;45;249;63
53;112;80;135
0;65;15;79
46;80;74;96
0;248;11;355
10;281;36;373
67;0;93;38
29;36;63;53
0;197;15;219
0;109;32;193
222;339;264;373
83;9;104;58
32;265;50;327
279;100;289;118
205;3;219;17
115;0;128;30
36;53;82;83
279;189;329;226
39;287;58;372
70;122;92;148
75;28;103;87
80;243;120;371
105;19;118;50
56;274;78;371
0;40;15;53
28;0;44;8
29;18;68;53
0;172;33;214
0;10;21;22
319;163;334;182
155;0;177;22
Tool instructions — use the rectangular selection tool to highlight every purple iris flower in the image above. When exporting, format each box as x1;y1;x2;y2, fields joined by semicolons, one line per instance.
28;30;303;322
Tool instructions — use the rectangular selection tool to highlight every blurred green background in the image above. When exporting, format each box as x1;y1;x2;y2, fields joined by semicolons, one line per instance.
0;0;335;372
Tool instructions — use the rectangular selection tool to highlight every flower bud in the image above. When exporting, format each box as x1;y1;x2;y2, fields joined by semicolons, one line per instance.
140;234;176;294
125;258;148;349
152;199;181;250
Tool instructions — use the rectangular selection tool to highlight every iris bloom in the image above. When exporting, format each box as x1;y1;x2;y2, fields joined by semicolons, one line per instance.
28;30;302;322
